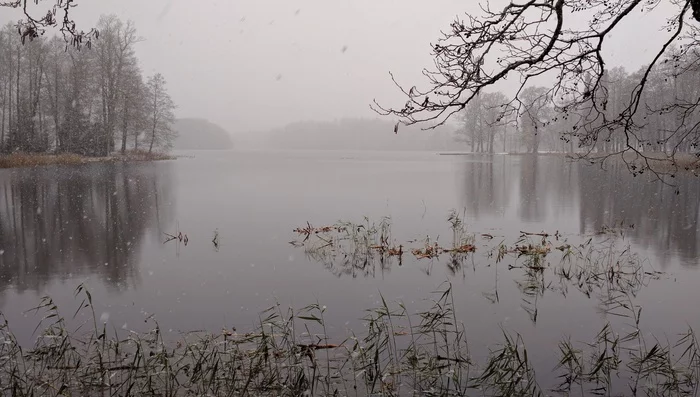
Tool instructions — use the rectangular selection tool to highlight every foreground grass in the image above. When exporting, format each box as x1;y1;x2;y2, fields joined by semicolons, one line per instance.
3;281;699;397
0;151;174;169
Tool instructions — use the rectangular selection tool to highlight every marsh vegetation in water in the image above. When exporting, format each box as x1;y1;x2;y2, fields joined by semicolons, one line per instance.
2;226;696;396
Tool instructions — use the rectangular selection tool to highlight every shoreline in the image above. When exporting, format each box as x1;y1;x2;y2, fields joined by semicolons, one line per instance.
437;151;700;171
0;151;176;169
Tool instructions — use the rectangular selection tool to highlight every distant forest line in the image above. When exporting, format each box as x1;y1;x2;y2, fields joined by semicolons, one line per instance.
241;45;700;154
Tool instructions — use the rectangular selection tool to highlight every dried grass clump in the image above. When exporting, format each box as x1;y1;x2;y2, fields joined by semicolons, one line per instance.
0;150;174;169
0;153;85;168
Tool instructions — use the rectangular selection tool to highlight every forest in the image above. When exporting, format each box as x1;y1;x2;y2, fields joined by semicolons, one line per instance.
454;49;700;154
0;15;176;157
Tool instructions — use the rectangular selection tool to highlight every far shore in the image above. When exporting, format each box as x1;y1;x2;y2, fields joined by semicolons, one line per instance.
438;151;700;171
0;151;176;169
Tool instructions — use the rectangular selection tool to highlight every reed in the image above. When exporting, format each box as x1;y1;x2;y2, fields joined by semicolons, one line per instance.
2;280;698;396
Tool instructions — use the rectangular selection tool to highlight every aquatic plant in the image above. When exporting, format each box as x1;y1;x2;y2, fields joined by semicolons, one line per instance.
2;283;699;396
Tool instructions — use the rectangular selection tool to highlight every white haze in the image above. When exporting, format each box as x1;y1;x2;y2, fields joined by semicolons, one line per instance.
0;0;683;139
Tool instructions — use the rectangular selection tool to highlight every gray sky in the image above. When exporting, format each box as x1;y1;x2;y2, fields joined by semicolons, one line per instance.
1;0;683;133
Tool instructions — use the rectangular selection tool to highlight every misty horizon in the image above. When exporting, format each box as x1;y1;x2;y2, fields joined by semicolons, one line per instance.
0;0;685;135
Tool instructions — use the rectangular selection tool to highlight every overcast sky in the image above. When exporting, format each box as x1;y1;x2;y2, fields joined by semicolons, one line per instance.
0;0;684;133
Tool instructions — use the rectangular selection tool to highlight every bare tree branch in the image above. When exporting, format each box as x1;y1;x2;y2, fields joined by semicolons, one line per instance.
0;0;97;48
375;0;700;179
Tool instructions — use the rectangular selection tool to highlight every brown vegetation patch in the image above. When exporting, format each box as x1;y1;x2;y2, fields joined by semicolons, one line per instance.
0;153;86;168
0;151;174;169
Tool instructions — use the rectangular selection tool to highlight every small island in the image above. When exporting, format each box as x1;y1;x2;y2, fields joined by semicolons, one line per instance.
172;118;233;150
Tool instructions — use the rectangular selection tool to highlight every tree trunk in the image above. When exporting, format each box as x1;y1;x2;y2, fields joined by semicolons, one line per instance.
32;59;44;151
531;123;539;154
52;64;60;150
502;126;507;153
149;86;158;153
121;95;128;154
148;83;160;153
1;80;5;148
6;51;12;151
148;124;155;153
15;45;20;150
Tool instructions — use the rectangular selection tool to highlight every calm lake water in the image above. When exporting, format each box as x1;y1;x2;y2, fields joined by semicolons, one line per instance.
0;150;699;380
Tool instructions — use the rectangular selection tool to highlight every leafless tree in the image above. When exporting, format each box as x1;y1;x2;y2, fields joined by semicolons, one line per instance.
146;73;176;153
457;91;510;153
375;0;700;178
119;64;148;153
95;15;141;155
519;86;554;154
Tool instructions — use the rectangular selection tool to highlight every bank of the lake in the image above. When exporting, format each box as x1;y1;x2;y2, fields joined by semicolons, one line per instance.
0;151;175;169
439;151;700;174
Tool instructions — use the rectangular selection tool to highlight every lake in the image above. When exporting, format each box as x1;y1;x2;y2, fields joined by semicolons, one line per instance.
0;149;699;389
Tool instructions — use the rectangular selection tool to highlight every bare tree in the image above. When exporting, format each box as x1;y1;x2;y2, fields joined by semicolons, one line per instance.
375;0;700;178
95;15;141;156
519;86;553;154
146;73;176;153
119;64;147;153
457;91;510;153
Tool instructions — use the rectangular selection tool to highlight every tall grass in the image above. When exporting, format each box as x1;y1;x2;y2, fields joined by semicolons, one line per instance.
2;280;699;396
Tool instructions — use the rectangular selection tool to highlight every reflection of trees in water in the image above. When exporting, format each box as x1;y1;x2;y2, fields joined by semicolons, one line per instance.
518;155;543;222
518;155;578;222
458;155;513;217
0;162;173;293
459;154;699;264
577;161;700;267
459;155;578;221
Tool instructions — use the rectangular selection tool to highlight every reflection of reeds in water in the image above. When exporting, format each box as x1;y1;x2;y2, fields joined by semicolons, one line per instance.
4;282;700;396
292;213;659;317
293;217;402;278
292;212;479;278
308;214;658;312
